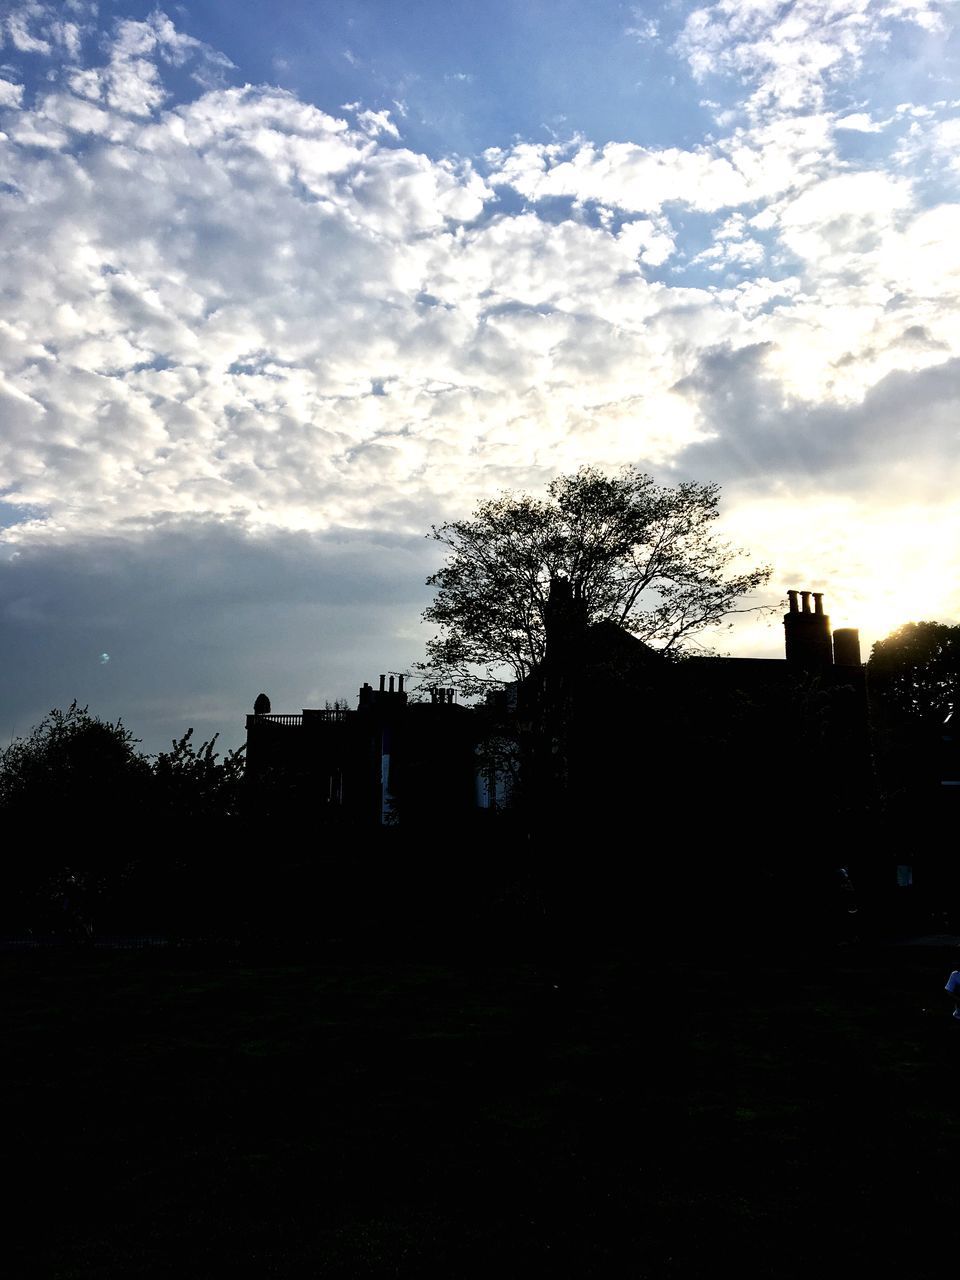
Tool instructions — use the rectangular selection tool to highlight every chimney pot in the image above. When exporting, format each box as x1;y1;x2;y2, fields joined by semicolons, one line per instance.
785;587;833;668
379;675;385;692
389;675;395;693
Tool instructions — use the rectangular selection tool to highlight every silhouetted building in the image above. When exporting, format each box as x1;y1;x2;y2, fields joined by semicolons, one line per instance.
495;580;870;827
245;585;870;833
244;585;960;934
245;673;477;828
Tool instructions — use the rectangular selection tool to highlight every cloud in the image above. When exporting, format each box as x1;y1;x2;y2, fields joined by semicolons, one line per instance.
1;3;960;719
894;107;960;177
0;523;439;753
835;111;887;132
355;106;400;138
676;0;950;118
0;76;23;107
617;218;677;267
3;23;752;545
2;2;95;60
1;10;958;555
669;342;960;648
626;12;660;44
5;5;55;56
486;113;838;216
675;342;960;490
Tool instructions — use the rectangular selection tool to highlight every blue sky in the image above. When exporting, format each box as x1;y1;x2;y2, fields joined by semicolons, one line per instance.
97;1;713;156
2;0;960;751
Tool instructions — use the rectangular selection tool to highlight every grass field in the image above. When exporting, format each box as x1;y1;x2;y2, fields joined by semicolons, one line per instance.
3;940;958;1277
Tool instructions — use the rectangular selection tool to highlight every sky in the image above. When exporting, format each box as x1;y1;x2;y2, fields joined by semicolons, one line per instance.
2;0;960;753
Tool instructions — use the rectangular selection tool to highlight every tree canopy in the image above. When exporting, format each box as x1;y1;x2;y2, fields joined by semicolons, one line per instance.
0;704;249;934
868;621;960;722
0;701;150;822
151;728;246;820
419;466;771;692
0;703;245;824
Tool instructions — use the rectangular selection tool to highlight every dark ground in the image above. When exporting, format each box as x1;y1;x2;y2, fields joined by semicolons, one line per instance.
3;939;958;1277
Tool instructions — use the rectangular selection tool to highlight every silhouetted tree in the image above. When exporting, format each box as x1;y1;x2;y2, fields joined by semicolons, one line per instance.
868;621;960;723
418;466;771;694
0;706;250;934
151;728;246;821
0;701;150;822
0;706;247;825
0;702;152;933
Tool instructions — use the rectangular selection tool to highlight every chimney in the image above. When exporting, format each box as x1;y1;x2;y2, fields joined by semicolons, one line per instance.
544;575;588;668
398;674;404;693
379;674;386;692
833;628;862;667
784;588;833;669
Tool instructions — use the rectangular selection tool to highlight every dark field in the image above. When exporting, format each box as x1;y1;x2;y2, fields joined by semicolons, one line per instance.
4;942;958;1277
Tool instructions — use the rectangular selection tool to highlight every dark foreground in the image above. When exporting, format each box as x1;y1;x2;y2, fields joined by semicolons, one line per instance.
4;941;958;1277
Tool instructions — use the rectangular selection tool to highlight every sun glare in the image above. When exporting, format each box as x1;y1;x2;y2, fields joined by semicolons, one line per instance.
722;496;960;658
841;507;960;648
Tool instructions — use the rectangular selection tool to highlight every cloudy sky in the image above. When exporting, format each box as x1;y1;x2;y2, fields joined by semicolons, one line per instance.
2;0;959;752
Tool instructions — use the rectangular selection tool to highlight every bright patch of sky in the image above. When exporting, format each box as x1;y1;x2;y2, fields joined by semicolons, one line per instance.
1;0;960;747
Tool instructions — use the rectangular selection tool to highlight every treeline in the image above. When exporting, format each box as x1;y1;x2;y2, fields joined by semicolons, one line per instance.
0;702;536;948
0;703;246;939
0;702;245;821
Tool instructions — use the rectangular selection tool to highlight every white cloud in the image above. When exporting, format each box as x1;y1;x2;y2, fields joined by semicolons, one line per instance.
626;13;659;43
6;8;52;55
677;0;951;118
895;109;960;176
834;111;887;131
487;113;838;217
0;77;24;107
67;67;102;100
3;40;734;540
49;19;82;59
2;4;960;668
104;55;165;116
4;24;958;553
488;137;751;213
355;107;400;138
2;1;95;59
617;218;676;266
29;90;133;139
